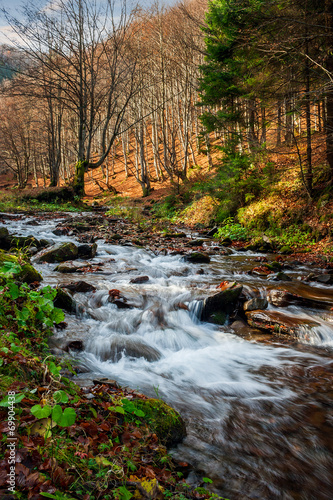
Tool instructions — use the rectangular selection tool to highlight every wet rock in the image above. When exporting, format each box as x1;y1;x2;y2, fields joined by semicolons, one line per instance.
107;289;132;308
132;398;186;448
54;288;77;313
268;288;332;309
243;297;268;312
130;275;149;284
206;227;218;237
221;237;232;246
55;262;87;273
230;319;267;339
26;246;38;256
53;227;69;236
267;271;292;281
65;340;84;352
162;232;187;238
35;242;78;263
112;299;133;309
39;239;54;248
184;252;211;264
249;265;273;277
314;274;333;285
109;234;122;241
77;243;97;259
92;378;120;388
246;310;320;336
266;261;283;271
0;227;11;250
201;283;243;323
276;271;292;281
63;281;96;293
187;239;205;247
99;336;161;363
0;250;42;283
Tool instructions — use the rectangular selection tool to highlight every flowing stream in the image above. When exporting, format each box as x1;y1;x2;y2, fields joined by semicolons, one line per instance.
3;212;333;500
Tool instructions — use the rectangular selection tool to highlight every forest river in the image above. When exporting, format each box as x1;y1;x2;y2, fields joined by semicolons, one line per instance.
2;212;333;500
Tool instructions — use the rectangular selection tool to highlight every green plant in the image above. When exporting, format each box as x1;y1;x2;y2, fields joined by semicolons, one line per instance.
0;263;64;337
214;217;249;241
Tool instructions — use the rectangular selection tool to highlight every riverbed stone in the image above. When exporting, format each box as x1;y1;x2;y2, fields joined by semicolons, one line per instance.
184;251;211;264
63;281;96;293
132;398;186;448
246;310;320;336
201;283;243;323
77;243;97;259
55;262;88;273
268;289;332;309
130;275;149;284
100;336;161;363
0;227;11;250
35;242;78;263
243;297;268;312
314;274;333;285
53;288;77;313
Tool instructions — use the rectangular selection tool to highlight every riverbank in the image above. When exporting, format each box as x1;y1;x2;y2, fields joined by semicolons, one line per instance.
0;249;224;499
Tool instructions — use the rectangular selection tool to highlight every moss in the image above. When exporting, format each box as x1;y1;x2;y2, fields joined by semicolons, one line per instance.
73;160;88;197
279;246;292;255
0;250;42;283
36;242;78;263
134;398;186;448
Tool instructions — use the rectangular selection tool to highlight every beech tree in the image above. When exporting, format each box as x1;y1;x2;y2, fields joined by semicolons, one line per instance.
2;0;142;195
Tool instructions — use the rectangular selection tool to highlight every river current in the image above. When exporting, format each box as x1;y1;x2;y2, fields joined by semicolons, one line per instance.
2;212;333;499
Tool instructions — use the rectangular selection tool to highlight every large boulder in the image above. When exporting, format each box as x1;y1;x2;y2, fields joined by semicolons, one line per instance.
35;242;78;263
201;282;243;324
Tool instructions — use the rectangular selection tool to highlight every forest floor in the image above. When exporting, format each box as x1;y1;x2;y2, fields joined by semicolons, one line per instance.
0;131;332;257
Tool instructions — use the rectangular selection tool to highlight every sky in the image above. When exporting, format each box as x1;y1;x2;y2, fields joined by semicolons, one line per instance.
0;0;177;45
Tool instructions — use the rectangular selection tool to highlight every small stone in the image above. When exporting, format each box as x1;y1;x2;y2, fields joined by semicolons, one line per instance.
184;252;211;264
63;281;96;293
315;274;333;284
243;297;268;311
130;276;149;284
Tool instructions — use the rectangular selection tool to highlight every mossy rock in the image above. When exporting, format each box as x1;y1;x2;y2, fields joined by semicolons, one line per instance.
9;235;41;250
0;227;11;250
267;261;282;271
23;187;75;203
279;246;292;255
53;288;76;313
0;250;42;283
134;398;186;448
35;242;78;263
